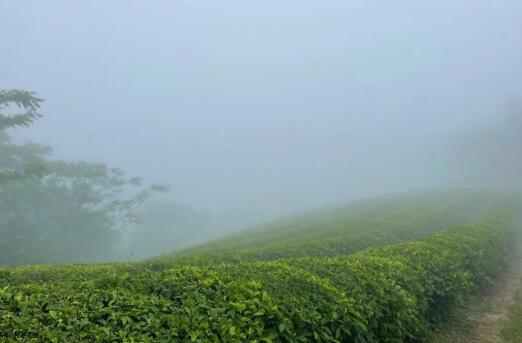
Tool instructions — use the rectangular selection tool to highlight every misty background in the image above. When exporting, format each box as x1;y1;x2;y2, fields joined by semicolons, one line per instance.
1;1;521;261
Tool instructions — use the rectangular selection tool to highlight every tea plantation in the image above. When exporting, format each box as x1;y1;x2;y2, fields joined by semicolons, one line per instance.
0;190;520;342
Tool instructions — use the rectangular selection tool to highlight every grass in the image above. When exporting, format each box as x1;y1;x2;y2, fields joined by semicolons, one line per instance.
501;276;522;342
432;291;494;343
432;232;522;343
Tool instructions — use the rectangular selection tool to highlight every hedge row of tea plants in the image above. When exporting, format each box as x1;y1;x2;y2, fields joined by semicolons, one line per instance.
159;190;508;265
0;197;518;342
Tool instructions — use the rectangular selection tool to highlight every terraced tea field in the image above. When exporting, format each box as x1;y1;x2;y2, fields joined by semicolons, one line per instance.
1;190;520;342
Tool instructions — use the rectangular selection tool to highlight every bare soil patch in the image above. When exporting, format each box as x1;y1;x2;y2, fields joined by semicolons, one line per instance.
433;238;522;343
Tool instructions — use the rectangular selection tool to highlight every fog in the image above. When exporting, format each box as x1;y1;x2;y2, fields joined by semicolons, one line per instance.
1;1;521;261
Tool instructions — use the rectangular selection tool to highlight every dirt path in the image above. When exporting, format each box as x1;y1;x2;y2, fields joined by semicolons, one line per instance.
464;239;522;343
435;237;522;343
433;236;522;343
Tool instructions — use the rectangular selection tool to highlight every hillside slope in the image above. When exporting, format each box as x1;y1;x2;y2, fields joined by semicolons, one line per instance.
0;190;519;342
157;189;511;264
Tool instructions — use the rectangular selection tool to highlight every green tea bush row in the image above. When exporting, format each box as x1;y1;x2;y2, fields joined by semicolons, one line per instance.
0;198;518;342
161;191;507;266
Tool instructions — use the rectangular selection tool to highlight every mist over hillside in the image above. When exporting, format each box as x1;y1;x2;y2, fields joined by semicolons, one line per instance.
2;2;522;342
117;200;272;260
1;1;521;263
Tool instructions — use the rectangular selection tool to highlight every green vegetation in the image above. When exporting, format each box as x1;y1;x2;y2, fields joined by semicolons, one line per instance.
501;272;522;342
0;90;168;265
502;285;522;342
158;190;511;265
0;92;518;342
0;191;519;342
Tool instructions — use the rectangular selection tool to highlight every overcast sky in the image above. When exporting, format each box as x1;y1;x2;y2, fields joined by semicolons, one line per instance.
2;1;521;218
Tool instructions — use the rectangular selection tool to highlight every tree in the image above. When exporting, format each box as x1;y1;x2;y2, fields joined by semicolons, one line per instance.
0;90;47;182
0;89;169;264
0;89;43;130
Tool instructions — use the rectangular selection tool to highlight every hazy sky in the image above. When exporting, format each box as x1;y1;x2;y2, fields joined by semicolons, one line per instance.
2;1;521;217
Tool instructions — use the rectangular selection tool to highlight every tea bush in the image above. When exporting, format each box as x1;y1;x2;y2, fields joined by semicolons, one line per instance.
159;190;509;265
0;192;519;342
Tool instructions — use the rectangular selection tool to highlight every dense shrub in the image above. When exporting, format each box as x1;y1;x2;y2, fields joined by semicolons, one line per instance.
0;193;519;342
160;190;509;265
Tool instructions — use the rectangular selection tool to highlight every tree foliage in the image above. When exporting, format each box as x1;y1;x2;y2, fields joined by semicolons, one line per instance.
0;89;169;265
0;89;43;130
